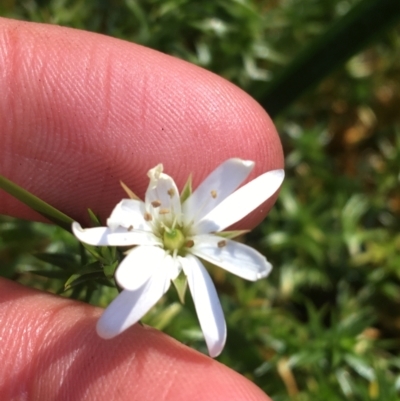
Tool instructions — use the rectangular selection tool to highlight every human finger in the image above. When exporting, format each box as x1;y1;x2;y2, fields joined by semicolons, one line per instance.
0;18;283;227
0;278;271;401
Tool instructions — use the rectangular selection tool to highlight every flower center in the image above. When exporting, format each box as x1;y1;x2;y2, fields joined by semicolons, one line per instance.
163;228;186;252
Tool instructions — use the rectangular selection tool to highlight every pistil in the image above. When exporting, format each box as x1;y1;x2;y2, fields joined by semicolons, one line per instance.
163;228;186;251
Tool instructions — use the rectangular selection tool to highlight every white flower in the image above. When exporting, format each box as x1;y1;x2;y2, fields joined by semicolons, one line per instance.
72;158;284;357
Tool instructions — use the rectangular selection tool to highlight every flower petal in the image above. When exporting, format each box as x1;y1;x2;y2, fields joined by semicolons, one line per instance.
190;234;272;281
115;246;169;290
180;254;226;357
72;222;161;247
195;169;284;233
145;164;181;223
96;263;171;339
182;158;254;226
107;199;152;231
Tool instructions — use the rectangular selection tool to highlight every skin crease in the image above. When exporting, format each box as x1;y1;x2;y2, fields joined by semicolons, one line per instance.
0;18;283;401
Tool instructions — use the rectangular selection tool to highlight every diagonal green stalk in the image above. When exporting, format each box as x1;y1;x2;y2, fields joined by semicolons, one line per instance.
0;174;74;232
261;0;400;117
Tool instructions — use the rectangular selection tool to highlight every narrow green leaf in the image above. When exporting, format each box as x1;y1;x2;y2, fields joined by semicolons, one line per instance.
79;242;89;266
64;271;105;290
79;242;106;263
30;269;70;279
64;273;82;289
100;245;118;265
96;278;116;288
0;175;74;231
104;260;119;279
80;261;103;274
33;252;78;271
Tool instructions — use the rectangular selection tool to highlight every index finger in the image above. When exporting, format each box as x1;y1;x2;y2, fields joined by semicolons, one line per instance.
0;18;283;225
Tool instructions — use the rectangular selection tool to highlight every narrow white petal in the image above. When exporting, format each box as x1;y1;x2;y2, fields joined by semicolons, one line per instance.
116;246;168;290
182;159;254;226
195;169;284;233
145;165;181;223
96;266;171;339
72;222;161;246
107;199;152;231
190;234;272;281
180;255;226;358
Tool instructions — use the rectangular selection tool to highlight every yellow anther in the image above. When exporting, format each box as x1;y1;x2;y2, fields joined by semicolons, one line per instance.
211;190;217;199
151;200;161;208
217;240;227;248
127;225;133;231
159;208;170;215
167;188;176;197
144;212;153;221
185;239;194;248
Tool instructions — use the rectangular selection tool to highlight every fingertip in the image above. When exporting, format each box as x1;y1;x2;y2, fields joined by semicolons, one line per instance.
0;18;282;225
0;279;271;401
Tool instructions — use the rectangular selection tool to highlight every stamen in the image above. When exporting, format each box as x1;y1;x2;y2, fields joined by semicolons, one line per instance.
161;222;171;234
151;200;162;208
187;188;219;226
144;212;153;221
185;239;194;248
127;225;133;231
159;208;170;215
167;188;176;197
217;240;227;248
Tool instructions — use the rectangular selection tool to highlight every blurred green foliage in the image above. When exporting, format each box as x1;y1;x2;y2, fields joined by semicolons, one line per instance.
1;0;400;399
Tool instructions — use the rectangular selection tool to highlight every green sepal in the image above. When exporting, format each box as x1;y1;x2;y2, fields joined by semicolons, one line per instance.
215;230;250;239
120;180;140;200
87;208;102;227
0;175;74;232
180;174;192;203
172;273;188;304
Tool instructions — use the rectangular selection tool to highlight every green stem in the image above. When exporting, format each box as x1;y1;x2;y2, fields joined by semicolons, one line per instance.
0;175;74;232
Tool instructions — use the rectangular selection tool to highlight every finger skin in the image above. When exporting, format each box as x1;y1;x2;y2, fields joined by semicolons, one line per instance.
0;279;271;401
0;18;283;227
